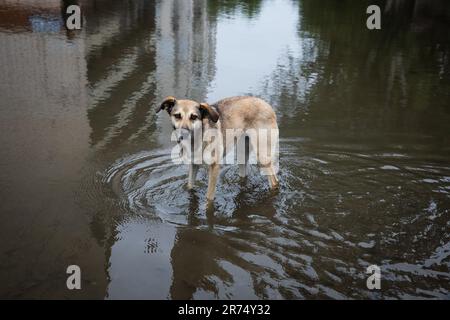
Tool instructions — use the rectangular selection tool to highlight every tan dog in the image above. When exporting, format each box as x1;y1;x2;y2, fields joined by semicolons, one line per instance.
157;96;279;201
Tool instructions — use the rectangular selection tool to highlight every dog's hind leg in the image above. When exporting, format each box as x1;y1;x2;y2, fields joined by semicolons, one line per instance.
187;164;199;190
238;135;249;178
206;163;220;201
261;144;279;190
264;164;279;189
250;128;279;189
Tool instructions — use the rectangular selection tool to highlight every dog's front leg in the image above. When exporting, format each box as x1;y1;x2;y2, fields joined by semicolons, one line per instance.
206;163;220;201
187;164;199;190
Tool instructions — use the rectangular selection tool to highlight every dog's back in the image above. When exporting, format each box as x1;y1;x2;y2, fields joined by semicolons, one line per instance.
211;96;279;190
212;96;277;132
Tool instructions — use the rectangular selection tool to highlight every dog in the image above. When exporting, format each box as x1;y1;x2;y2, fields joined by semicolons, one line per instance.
157;96;279;201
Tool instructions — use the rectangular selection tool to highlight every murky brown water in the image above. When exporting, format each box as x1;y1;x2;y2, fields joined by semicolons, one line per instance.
0;0;449;299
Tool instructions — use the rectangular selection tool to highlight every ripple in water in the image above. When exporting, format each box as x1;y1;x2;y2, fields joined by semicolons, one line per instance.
103;146;299;227
103;140;450;299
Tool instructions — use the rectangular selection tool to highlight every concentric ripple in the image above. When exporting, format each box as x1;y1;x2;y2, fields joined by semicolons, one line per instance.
103;145;301;226
102;139;450;298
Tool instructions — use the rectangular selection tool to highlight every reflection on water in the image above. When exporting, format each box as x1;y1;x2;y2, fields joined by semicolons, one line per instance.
0;0;449;299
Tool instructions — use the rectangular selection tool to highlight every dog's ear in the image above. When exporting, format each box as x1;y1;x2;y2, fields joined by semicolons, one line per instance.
199;103;219;123
157;96;176;114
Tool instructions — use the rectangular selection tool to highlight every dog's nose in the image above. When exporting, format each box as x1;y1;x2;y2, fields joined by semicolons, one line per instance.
175;128;190;144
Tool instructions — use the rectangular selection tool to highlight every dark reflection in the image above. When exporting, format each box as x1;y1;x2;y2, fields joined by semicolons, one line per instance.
170;226;232;299
170;182;279;299
207;0;264;19
0;0;106;298
83;0;157;149
263;0;450;144
99;0;450;299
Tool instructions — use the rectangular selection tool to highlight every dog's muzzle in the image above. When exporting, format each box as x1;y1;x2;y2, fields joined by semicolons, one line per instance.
174;129;192;160
174;128;191;144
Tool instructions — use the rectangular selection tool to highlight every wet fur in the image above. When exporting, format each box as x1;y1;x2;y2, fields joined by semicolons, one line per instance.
157;96;279;201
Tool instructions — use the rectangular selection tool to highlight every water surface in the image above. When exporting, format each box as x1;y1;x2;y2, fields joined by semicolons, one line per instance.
0;0;449;299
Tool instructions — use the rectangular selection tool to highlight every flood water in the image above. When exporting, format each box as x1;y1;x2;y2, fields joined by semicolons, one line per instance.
0;0;449;299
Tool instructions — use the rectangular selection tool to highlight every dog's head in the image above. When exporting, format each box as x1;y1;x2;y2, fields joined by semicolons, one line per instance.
156;96;219;134
157;97;222;162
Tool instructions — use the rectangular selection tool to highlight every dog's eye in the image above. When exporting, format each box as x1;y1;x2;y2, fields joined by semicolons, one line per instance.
173;113;181;120
190;114;198;121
